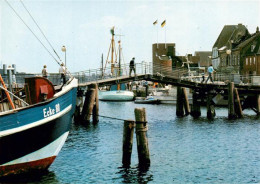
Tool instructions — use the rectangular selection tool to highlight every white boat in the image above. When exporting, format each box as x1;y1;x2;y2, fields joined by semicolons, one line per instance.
98;27;134;102
99;90;134;101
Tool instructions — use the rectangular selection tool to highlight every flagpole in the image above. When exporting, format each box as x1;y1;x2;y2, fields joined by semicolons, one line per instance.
165;24;166;49
157;23;158;49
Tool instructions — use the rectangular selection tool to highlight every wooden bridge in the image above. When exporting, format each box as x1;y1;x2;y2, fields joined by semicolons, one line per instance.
73;62;260;120
3;62;259;120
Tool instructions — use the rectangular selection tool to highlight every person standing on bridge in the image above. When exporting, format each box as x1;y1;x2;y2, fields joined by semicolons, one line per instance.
205;64;215;83
129;57;136;77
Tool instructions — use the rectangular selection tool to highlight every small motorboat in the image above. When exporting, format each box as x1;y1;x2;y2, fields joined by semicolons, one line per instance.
134;96;160;104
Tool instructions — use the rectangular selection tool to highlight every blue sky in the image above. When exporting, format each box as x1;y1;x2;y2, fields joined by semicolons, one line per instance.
0;0;259;73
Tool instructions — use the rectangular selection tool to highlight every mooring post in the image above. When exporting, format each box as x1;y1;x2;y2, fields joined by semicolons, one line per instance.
234;88;243;118
228;82;236;119
176;86;184;117
81;84;96;123
207;92;215;120
191;90;201;118
257;94;260;116
122;120;135;167
134;108;150;168
182;87;190;116
74;88;84;122
145;83;149;97
92;84;99;123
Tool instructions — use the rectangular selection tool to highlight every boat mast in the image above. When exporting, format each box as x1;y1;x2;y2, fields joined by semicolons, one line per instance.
118;40;121;76
101;53;104;78
111;27;115;75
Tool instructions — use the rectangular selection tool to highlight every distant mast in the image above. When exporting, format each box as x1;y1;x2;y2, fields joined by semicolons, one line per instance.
118;40;121;76
104;27;125;79
111;27;115;75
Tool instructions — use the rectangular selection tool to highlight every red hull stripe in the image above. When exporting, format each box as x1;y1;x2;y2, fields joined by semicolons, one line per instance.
0;156;56;177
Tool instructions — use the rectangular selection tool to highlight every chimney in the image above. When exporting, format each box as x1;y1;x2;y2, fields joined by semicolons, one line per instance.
256;26;259;33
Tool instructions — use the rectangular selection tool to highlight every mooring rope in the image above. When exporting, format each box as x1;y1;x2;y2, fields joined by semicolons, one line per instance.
97;114;127;121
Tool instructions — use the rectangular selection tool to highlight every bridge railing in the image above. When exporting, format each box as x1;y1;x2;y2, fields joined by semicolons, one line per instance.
1;63;260;86
70;62;153;84
214;73;260;85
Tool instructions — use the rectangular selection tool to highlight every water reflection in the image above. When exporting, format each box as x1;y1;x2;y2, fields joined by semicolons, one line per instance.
4;102;260;183
0;170;58;184
117;166;153;183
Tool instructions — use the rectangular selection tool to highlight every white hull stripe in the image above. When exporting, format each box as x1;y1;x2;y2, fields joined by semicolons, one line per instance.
2;131;69;166
0;105;72;137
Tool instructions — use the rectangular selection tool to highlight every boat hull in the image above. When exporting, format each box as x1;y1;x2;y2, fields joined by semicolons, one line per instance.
99;90;134;101
0;78;77;177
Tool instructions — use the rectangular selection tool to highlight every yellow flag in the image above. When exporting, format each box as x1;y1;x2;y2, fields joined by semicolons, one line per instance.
161;20;166;27
153;20;158;25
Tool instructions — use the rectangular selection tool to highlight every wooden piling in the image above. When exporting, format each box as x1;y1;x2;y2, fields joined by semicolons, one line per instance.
145;84;149;97
228;82;236;119
182;88;190;116
176;86;184;117
92;84;99;123
81;84;96;123
74;88;84;122
191;90;201;118
234;88;243;118
134;108;150;168
257;94;260;116
207;93;215;120
122;120;135;167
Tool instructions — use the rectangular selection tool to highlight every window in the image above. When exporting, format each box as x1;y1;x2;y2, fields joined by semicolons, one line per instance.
250;58;252;65
251;45;255;52
254;57;256;65
246;58;248;65
213;47;218;58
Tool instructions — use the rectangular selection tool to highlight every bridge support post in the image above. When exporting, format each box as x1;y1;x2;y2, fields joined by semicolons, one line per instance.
81;84;96;123
257;94;260;116
191;90;201;118
145;84;149;97
207;92;215;120
176;86;184;117
234;88;243;118
182;88;190;116
93;84;99;123
74;88;84;122
228;82;236;119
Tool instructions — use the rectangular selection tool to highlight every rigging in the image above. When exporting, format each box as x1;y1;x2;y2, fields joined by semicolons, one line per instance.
19;0;63;63
4;0;62;66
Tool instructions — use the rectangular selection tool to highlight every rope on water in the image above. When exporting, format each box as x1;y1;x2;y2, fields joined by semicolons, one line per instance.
95;114;127;121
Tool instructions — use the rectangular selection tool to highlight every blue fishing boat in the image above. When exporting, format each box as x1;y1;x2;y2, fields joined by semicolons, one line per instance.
0;76;78;177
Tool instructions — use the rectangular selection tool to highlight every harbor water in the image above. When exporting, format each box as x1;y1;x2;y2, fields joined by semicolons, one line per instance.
2;102;260;183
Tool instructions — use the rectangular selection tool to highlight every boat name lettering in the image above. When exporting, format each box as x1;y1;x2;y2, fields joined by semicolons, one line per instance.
43;103;61;118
